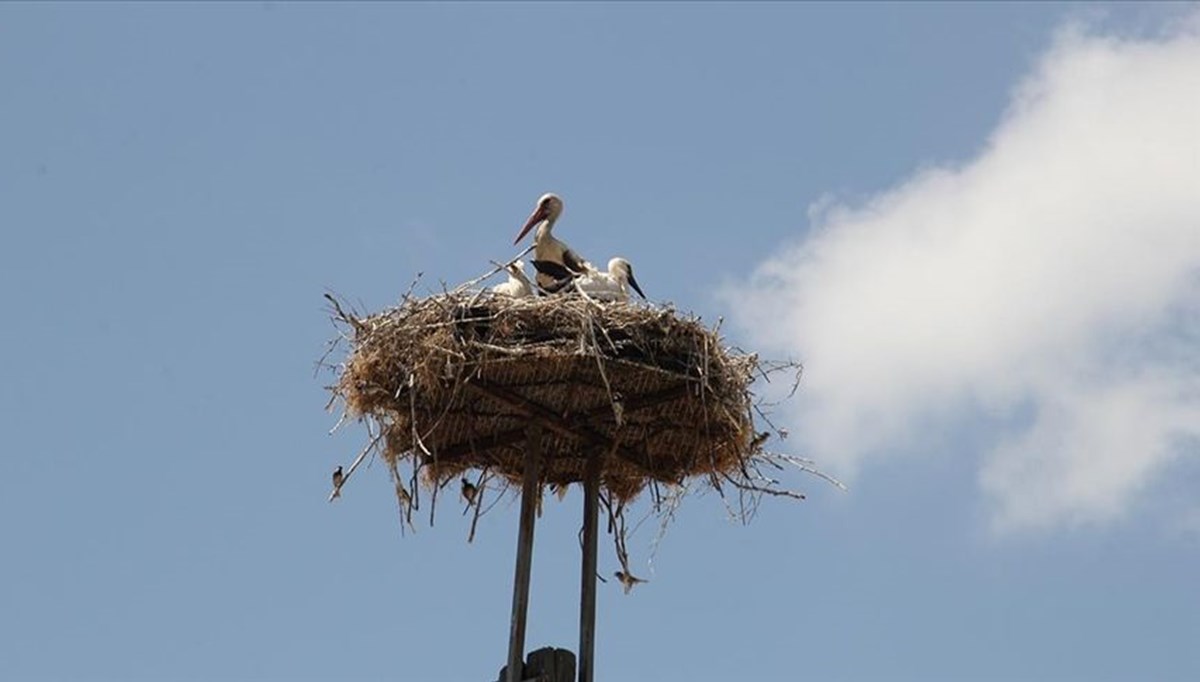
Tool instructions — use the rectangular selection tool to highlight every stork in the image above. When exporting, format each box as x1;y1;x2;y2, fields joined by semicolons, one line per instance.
490;260;535;298
571;257;646;302
513;193;593;291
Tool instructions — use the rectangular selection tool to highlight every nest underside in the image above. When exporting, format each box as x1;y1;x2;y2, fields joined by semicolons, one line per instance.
334;292;758;502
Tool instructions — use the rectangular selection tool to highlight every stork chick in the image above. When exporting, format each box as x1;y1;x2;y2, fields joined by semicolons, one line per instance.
572;257;646;302
490;260;535;298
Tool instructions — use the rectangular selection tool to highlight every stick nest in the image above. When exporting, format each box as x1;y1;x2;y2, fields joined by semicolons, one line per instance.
323;284;832;558
335;290;761;499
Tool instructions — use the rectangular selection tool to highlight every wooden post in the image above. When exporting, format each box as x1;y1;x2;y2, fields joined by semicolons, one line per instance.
506;425;543;682
577;447;602;682
523;647;576;682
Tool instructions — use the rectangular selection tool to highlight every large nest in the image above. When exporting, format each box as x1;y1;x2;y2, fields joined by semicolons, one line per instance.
324;284;831;557
336;291;758;500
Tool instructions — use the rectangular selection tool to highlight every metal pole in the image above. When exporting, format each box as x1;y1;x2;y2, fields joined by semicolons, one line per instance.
577;448;602;682
506;425;543;682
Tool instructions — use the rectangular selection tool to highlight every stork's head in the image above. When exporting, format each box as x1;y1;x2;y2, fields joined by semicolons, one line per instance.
506;260;529;279
514;192;564;244
609;257;646;299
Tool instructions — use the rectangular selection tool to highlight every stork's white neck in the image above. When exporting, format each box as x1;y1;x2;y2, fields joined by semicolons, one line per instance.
511;267;533;287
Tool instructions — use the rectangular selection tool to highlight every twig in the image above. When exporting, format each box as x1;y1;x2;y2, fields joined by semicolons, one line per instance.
324;292;366;334
399;271;424;305
467;468;490;543
767;452;847;491
451;245;535;295
313;335;342;379
408;374;434;460
329;429;383;502
327;410;348;435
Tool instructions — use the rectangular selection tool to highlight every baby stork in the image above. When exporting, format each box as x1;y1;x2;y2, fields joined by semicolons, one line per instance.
490;260;535;298
572;257;646;302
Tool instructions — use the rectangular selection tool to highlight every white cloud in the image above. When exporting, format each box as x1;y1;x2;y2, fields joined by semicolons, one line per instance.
728;14;1200;533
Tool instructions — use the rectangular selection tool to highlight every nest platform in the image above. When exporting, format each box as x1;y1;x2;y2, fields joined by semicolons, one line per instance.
331;291;763;503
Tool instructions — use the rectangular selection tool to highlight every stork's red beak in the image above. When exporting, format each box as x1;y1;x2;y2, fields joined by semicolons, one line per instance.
514;204;549;245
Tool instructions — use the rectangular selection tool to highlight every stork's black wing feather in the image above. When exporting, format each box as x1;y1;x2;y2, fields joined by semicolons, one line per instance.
560;248;590;275
531;259;575;281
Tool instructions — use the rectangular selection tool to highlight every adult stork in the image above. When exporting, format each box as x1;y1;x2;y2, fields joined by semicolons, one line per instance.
513;193;594;291
490;260;535;298
572;257;646;302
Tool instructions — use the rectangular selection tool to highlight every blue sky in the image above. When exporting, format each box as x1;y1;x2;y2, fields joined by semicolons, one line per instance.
2;3;1198;681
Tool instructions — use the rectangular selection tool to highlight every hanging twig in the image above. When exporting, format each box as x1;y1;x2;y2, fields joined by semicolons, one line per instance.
328;428;383;502
467;468;491;543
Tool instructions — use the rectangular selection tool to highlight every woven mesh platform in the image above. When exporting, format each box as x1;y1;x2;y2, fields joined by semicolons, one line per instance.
333;292;757;502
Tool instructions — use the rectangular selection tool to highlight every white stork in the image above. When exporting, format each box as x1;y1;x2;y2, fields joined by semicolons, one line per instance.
571;257;646;302
513;193;594;291
490;260;535;298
